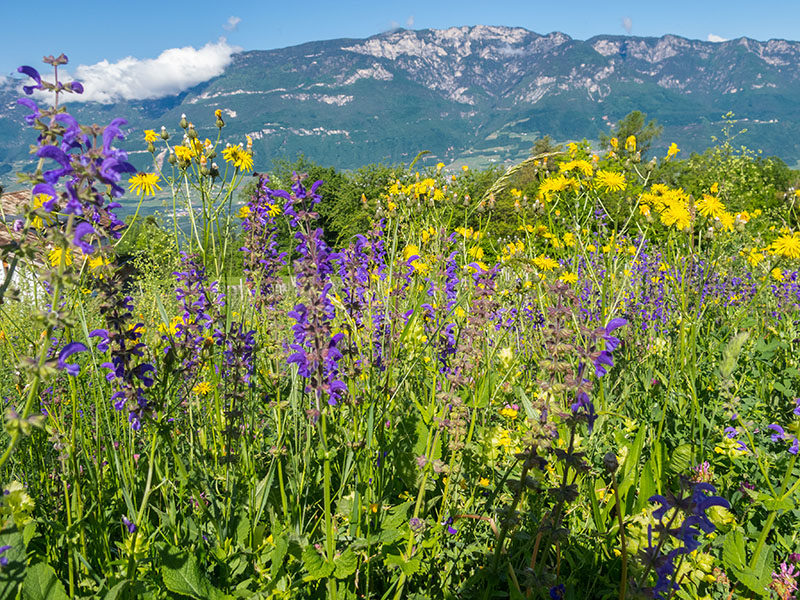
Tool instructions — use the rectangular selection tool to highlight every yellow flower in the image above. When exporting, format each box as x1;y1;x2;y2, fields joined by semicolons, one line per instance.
173;145;194;162
499;406;518;419
710;182;719;194
771;232;800;259
478;477;490;487
436;162;445;172
717;212;734;232
222;145;254;171
771;268;785;281
48;247;72;266
559;271;578;284
625;135;636;152
461;165;469;172
594;170;627;192
533;255;559;271
695;194;725;219
144;129;158;143
266;204;281;217
214;109;222;119
560;159;593;177
128;173;162;197
609;137;618;150
660;203;692;231
193;381;212;396
88;254;110;271
666;143;680;159
238;205;251;219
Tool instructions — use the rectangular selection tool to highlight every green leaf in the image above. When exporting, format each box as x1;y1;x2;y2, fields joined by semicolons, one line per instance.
385;553;420;576
103;580;130;600
382;501;412;531
333;548;358;579
160;550;227;600
23;562;69;600
271;533;289;578
723;531;772;596
0;529;26;600
302;545;334;581
668;443;693;475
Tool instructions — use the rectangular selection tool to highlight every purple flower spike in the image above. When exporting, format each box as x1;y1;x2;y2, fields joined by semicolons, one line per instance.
73;221;96;254
768;424;786;442
791;438;799;455
57;342;88;376
89;329;110;352
70;81;84;94
17;65;43;95
122;516;136;533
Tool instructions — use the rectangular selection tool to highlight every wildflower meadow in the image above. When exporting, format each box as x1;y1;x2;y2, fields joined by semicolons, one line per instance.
2;54;800;600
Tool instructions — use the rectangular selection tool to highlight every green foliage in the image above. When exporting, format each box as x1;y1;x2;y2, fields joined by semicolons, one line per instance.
600;110;663;157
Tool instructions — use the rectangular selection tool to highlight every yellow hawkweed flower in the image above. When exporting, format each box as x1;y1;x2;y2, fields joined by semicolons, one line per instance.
666;142;680;159
594;170;627;192
173;145;194;162
771;232;800;259
695;194;726;219
193;381;212;396
48;247;72;267
559;271;578;284
625;135;636;152
128;173;162;197
222;145;254;171
237;205;251;219
609;137;618;150
771;268;785;281
144;129;158;143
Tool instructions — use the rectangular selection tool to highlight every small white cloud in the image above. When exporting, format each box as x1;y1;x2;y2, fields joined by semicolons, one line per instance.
707;33;728;42
49;40;240;104
223;16;241;32
406;15;415;27
622;17;632;34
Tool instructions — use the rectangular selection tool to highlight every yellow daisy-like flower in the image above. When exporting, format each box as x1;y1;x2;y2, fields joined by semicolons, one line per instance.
560;159;593;177
173;145;194;162
717;212;735;232
48;247;72;267
609;137;619;150
237;205;251;219
660;203;692;230
771;232;800;259
144;129;158;143
559;271;578;284
695;194;726;219
222;145;254;171
666;142;680;159
533;255;559;271
594;170;627;192
625;135;636;152
193;381;212;396
771;268;785;282
128;173;162;197
214;109;222;119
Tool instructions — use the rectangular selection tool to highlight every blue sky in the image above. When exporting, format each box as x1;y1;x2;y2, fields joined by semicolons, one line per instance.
2;0;797;98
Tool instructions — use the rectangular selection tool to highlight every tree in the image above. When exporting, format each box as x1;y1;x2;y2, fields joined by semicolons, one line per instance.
600;110;663;157
530;135;563;156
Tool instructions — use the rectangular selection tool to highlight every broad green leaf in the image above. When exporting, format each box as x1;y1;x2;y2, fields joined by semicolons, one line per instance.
271;533;289;578
668;443;693;475
160;550;227;600
333;547;358;579
0;530;25;600
302;545;334;581
385;553;420;576
23;562;69;600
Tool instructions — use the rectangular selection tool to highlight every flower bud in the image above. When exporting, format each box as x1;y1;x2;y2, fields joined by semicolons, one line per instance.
603;452;619;474
147;142;155;153
187;123;197;139
179;114;188;129
168;152;177;165
160;126;169;140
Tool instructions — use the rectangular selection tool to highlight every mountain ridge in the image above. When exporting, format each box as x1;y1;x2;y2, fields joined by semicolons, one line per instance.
2;25;800;184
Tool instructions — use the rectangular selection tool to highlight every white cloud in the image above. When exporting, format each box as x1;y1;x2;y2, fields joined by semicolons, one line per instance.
223;16;241;32
707;33;728;42
622;17;632;34
52;40;239;104
406;15;415;27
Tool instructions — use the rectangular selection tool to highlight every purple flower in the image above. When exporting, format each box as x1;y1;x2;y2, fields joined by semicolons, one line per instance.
57;342;87;376
17;65;43;95
769;424;787;442
73;222;96;254
122;516;136;533
0;544;10;568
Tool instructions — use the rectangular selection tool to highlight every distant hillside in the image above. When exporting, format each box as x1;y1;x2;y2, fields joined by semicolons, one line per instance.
2;25;800;183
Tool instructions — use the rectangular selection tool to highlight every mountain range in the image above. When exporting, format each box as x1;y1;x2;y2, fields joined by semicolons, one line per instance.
2;25;800;185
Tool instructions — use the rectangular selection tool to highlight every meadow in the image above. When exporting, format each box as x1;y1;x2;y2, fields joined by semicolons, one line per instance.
1;54;800;600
